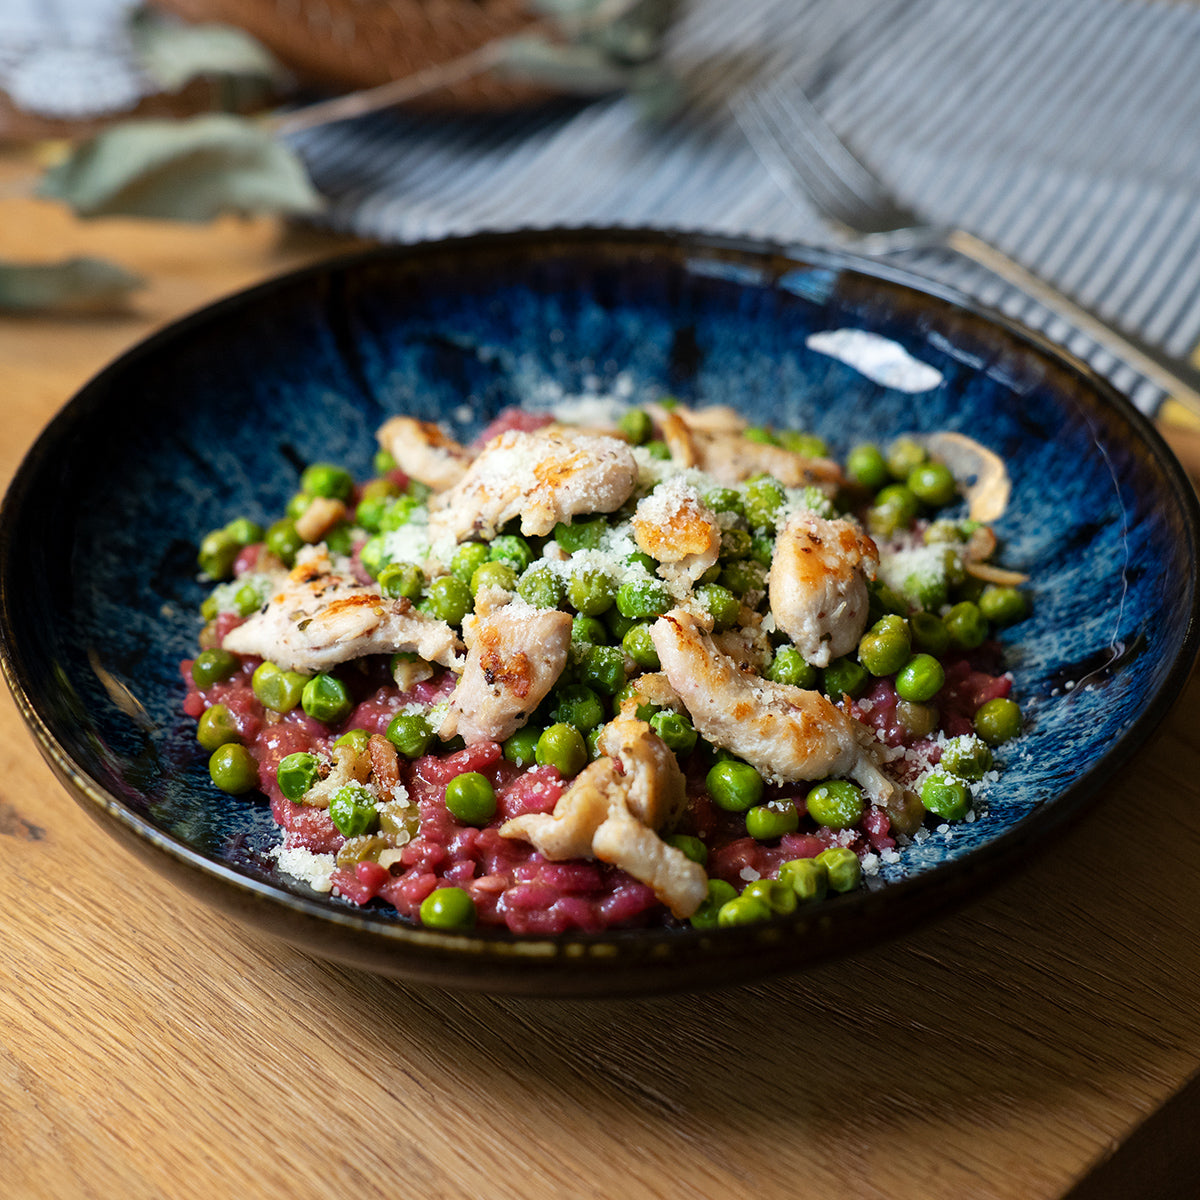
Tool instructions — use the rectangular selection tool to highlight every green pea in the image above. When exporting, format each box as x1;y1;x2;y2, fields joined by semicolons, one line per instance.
944;601;988;649
379;495;424;531
536;723;588;777
743;878;798;915
277;751;322;801
301;673;352;725
867;579;908;622
265;518;303;567
886;436;927;480
419;886;476;930
746;801;800;841
743;425;779;446
749;533;775;566
908;460;958;507
706;759;764;812
251;661;308;713
689;879;738;929
191;647;240;689
805;780;864;830
551;684;606;733
386;711;434;758
334;728;371;756
618;408;653;444
765;646;818;689
621;623;661;670
920;772;972;821
613;682;661;724
822;656;868;699
208;743;258;794
329;784;378;837
979;585;1029;626
197;529;239;581
451;542;490;583
444;772;497;825
910;611;951;656
358;535;389;580
717;895;773;927
899;568;949;613
924;517;968;545
420;575;472;625
300;462;354;501
695;583;739;632
858;617;912;676
666;834;708;865
719;528;753;561
779;857;829;904
378;561;424;600
816;846;862;893
567;568;615;616
503;725;542;768
488;534;534;574
742;476;786;531
579;645;628;695
471;561;519;597
225;516;264;546
939;735;994;781
867;484;920;538
231;582;261;617
287;492;313;521
895;653;945;703
324;524;352;562
197;704;239;752
703;487;744;518
615;578;671;620
554;518;607;553
200;592;220;622
896;700;939;739
718;558;767;598
643;439;671;460
974;697;1022;745
355;488;395;531
374;448;397;475
845;443;890;490
572;614;609;646
651;710;697;756
778;430;828;458
605;606;639;641
518;564;565;610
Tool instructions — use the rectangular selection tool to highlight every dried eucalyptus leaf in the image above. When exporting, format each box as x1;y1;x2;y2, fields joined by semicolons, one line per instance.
494;36;635;95
129;9;288;91
38;115;324;222
0;257;144;313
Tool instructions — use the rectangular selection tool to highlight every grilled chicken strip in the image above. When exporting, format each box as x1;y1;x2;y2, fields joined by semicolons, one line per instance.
769;511;879;668
650;609;892;800
428;426;638;543
438;598;572;744
500;715;707;918
376;416;473;491
222;549;463;674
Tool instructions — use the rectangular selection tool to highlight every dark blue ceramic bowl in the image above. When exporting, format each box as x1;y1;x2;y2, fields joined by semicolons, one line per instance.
2;229;1197;996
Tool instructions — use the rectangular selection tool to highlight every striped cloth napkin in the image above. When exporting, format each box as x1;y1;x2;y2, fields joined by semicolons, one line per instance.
289;0;1200;419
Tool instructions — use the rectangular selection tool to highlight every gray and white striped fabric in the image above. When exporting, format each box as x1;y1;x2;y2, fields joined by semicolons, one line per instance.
289;0;1200;418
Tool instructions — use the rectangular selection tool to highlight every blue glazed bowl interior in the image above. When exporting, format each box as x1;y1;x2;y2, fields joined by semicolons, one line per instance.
2;230;1196;995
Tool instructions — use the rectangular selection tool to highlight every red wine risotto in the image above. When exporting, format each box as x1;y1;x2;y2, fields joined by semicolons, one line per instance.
183;403;1027;934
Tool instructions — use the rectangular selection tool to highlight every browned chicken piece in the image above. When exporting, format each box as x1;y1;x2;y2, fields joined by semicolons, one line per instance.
769;511;879;667
650;609;893;800
438;599;573;744
293;495;348;545
500;715;707;918
376;416;473;491
428;426;638;543
645;402;747;435
631;477;722;586
222;548;463;674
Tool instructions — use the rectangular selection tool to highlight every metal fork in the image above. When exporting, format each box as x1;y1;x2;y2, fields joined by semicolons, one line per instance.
733;68;1200;418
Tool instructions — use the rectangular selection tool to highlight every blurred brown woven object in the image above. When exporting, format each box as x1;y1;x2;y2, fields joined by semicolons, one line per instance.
150;0;555;109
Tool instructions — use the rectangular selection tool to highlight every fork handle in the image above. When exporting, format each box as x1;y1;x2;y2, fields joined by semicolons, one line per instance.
943;229;1200;420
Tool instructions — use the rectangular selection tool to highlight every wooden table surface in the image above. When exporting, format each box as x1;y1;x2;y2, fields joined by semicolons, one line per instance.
3;146;1200;1200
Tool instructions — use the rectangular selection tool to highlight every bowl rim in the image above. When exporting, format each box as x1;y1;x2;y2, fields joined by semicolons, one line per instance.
3;225;1198;993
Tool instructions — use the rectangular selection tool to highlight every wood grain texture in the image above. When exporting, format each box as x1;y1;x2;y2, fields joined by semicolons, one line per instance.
3;146;1200;1200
